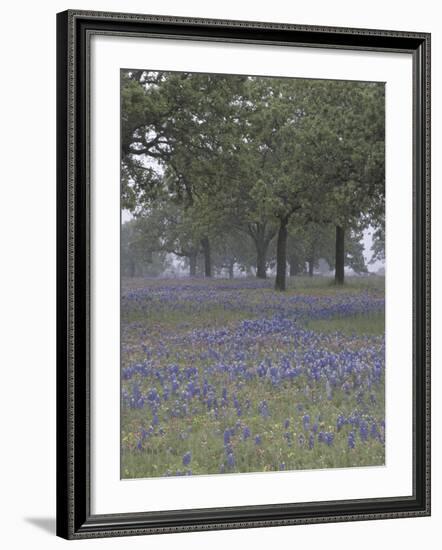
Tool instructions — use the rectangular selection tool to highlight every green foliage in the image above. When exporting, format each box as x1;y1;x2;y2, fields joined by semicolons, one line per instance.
120;70;385;281
121;219;171;277
370;224;385;263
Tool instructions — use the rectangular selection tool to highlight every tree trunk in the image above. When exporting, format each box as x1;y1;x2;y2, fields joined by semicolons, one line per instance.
256;243;267;279
249;223;274;279
189;252;197;277
308;257;314;277
228;260;234;279
275;217;289;291
201;236;212;277
335;225;345;285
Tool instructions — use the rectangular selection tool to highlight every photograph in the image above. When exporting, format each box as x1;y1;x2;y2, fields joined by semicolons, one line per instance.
120;69;386;479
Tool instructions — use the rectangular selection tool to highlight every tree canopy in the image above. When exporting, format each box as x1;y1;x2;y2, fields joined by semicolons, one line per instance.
121;69;385;287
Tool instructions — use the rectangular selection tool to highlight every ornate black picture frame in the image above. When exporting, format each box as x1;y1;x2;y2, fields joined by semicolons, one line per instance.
56;9;430;539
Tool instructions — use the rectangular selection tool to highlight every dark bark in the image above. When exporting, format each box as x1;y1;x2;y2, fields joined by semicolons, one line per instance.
275;216;289;291
335;225;345;285
201;236;212;277
256;243;267;279
308;257;314;277
189;252;197;277
228;260;234;279
248;222;275;279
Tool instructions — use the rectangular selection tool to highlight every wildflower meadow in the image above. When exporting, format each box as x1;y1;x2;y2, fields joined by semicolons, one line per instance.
121;276;385;478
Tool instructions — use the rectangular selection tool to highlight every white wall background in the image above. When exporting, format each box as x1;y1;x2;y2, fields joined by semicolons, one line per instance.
0;0;439;548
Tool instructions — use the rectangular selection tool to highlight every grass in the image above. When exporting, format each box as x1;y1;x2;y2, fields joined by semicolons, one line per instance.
123;306;252;331
285;274;385;294
122;380;385;478
304;311;385;336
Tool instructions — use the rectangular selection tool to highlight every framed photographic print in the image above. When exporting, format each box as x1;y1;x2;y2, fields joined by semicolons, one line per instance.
56;9;431;539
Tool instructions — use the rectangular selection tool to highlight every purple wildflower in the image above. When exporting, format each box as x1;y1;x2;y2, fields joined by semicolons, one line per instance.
302;414;310;431
227;453;235;468
182;451;191;466
348;431;356;449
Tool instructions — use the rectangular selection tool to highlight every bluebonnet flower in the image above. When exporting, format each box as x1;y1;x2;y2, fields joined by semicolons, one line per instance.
302;414;310;431
324;432;334;446
348;431;356;449
224;444;233;456
227;453;235;468
243;426;251;440
182;451;191;466
223;429;231;446
255;435;262;445
360;421;369;442
336;415;346;432
258;400;270;418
